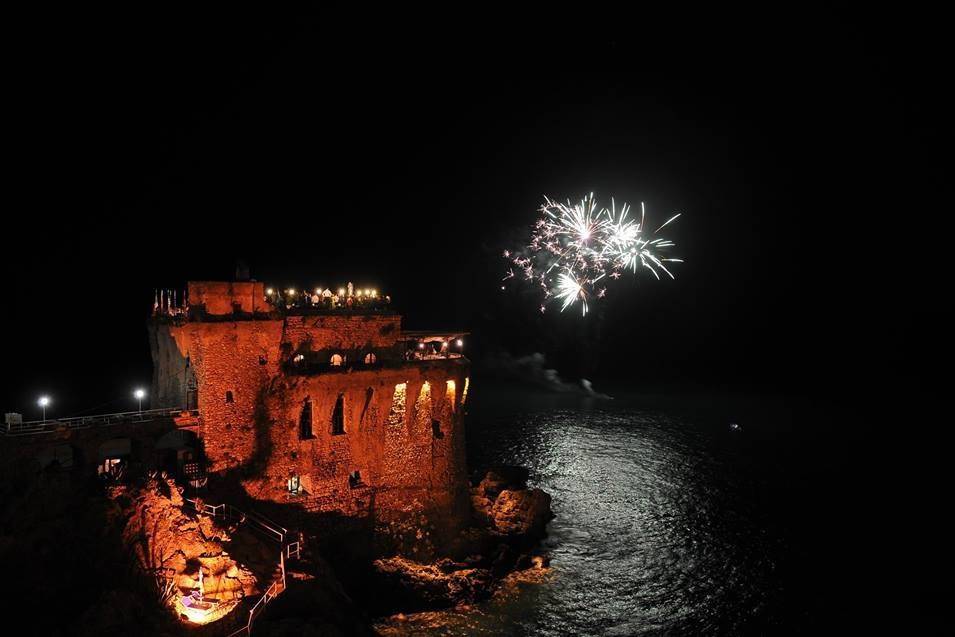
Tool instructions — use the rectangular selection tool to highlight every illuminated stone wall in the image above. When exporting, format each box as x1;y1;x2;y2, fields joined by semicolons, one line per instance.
186;281;267;315
151;294;470;538
281;313;402;362
163;320;284;471
244;362;470;530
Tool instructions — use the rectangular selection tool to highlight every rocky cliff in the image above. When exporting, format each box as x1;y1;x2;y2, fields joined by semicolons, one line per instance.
367;465;554;613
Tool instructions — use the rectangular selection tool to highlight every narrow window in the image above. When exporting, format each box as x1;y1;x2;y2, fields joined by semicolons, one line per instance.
348;470;362;488
225;391;234;404
331;393;345;435
431;418;443;439
299;399;313;439
287;474;301;494
361;387;374;424
363;352;377;365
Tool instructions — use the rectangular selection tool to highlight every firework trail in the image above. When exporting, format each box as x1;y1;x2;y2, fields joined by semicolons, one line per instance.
503;193;682;315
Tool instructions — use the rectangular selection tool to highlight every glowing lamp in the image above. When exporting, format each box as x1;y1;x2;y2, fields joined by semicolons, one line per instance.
133;388;146;412
456;339;463;347
288;288;295;295
266;288;274;295
418;343;425;349
38;395;50;421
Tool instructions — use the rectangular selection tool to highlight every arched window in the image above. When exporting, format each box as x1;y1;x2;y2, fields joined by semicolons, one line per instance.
330;353;344;367
293;353;305;364
363;352;377;365
299;400;313;439
331;393;345;435
225;391;234;404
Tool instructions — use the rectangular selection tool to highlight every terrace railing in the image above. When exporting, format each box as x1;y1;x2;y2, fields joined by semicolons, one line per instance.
1;408;199;437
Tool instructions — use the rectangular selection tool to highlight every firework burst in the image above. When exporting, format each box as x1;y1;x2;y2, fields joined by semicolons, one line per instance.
503;193;682;314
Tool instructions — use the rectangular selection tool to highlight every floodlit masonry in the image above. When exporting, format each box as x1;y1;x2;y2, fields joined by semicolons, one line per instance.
148;280;471;535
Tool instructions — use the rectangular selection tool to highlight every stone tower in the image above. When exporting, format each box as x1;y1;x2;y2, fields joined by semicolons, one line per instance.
148;280;471;538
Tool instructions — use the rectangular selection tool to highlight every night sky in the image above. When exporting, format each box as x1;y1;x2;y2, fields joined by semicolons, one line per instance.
3;8;945;418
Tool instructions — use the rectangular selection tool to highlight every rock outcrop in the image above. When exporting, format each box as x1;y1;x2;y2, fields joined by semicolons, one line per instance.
488;488;553;538
113;479;258;610
372;556;494;610
369;465;553;613
471;465;554;540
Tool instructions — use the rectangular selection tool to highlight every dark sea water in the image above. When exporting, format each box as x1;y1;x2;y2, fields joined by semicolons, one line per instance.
379;382;878;636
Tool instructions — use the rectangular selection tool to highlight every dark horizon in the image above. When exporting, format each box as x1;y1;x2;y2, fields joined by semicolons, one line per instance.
3;8;945;418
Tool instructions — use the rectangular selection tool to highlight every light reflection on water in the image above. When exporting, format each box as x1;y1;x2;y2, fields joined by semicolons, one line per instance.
379;389;793;636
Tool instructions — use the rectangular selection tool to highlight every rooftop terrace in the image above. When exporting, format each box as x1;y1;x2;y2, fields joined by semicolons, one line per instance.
152;281;396;321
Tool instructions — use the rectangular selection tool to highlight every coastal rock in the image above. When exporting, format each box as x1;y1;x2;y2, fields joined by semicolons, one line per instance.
489;488;553;538
372;556;493;610
477;465;530;498
470;468;554;540
118;479;258;604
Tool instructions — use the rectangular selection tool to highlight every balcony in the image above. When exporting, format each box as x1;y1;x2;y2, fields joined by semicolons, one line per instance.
283;351;467;376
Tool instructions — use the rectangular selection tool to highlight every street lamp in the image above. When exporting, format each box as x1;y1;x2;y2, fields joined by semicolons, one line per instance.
134;388;146;413
38;395;50;421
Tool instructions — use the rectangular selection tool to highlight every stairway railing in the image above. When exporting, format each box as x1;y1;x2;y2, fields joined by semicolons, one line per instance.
185;498;301;637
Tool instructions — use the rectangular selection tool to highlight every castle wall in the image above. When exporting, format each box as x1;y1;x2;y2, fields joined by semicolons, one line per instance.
244;361;470;529
152;312;470;535
281;313;402;361
187;281;266;315
163;320;284;472
148;322;191;409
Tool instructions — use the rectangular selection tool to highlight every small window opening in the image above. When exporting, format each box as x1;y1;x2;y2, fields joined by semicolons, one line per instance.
330;353;344;367
299;400;314;439
225;391;234;404
348;470;362;488
431;419;444;439
364;352;377;365
332;393;345;435
287;474;301;495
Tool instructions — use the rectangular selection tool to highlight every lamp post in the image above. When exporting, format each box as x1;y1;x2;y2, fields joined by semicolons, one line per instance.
134;388;146;413
38;395;50;421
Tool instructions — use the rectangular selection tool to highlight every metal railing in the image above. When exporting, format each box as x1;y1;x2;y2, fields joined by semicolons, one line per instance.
226;578;282;637
1;407;198;437
187;499;300;637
